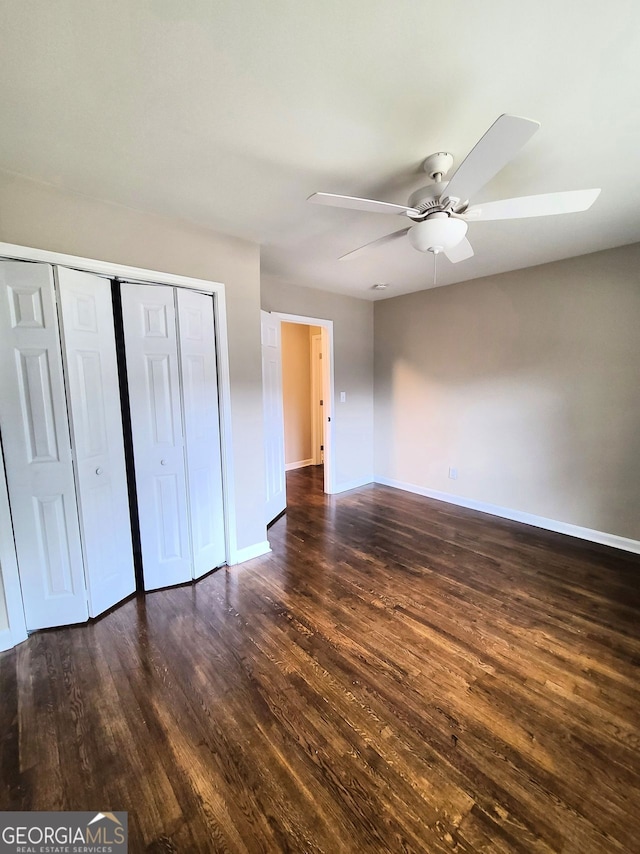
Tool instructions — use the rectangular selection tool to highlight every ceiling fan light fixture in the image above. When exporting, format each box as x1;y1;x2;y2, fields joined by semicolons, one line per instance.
311;115;600;266
408;214;468;254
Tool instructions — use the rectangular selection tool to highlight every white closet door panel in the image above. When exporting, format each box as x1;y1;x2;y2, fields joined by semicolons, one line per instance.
176;289;225;578
121;283;192;590
261;311;286;524
57;267;136;617
0;260;88;629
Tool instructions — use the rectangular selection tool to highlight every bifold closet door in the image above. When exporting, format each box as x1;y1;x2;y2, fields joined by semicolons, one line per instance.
0;260;88;629
176;288;225;578
121;283;192;590
57;267;136;617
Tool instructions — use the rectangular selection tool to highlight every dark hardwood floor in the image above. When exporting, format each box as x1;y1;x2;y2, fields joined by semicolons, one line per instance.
2;467;639;852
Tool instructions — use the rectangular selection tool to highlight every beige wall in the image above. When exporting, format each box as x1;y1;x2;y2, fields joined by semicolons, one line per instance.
0;170;266;560
281;323;320;466
374;243;640;540
262;277;374;490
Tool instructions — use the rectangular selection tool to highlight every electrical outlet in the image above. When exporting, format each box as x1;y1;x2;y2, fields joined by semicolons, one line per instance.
448;466;458;480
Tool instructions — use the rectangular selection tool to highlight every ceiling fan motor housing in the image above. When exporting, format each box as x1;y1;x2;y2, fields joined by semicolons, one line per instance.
408;181;448;212
408;213;468;253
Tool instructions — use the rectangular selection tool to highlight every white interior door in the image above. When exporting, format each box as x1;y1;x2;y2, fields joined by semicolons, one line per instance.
261;310;286;523
121;283;192;590
0;260;88;630
176;288;226;578
57;267;136;617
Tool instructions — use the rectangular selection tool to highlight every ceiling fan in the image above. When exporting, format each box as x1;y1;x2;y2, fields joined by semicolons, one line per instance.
308;115;600;268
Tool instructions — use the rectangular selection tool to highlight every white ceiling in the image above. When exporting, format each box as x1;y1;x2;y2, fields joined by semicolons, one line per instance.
1;0;639;300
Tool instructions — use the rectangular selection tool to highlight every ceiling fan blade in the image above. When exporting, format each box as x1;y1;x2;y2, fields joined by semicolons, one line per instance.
339;227;410;261
444;114;540;202
463;188;601;221
444;237;474;263
308;192;419;217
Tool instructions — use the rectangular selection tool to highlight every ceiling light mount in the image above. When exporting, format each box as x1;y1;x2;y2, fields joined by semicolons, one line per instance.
422;151;454;181
371;282;389;290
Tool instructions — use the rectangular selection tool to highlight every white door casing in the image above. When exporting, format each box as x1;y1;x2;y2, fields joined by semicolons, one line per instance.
121;283;192;590
57;267;136;617
176;288;226;578
311;332;325;465
272;312;335;495
0;260;88;630
261;310;286;524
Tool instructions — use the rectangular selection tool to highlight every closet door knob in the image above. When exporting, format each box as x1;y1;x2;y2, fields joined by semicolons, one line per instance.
95;467;103;475
160;459;167;466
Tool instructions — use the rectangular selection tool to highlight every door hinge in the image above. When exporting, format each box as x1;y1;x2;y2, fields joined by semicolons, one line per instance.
320;399;323;406
320;444;324;451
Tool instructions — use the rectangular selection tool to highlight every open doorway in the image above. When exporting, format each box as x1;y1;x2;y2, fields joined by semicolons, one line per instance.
261;311;334;525
281;321;327;474
275;312;334;497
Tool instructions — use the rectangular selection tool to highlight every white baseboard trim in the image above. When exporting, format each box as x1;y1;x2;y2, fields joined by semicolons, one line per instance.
330;475;374;495
285;458;314;472
231;540;272;565
375;476;640;555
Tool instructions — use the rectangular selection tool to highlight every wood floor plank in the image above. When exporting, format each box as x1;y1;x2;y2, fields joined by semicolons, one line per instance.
1;465;639;852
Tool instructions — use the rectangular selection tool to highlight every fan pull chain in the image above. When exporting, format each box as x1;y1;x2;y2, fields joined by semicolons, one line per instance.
433;250;437;286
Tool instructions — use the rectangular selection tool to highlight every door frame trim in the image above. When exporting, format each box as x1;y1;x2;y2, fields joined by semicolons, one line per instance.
0;242;238;589
272;312;335;494
310;332;323;466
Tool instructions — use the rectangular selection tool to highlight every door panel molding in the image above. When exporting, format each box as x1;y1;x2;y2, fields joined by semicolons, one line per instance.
176;289;226;578
57;267;136;618
121;283;192;590
0;260;88;630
